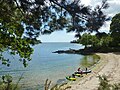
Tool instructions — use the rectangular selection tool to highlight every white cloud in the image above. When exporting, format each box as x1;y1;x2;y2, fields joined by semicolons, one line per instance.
81;0;120;16
82;0;120;32
80;0;91;5
104;0;120;16
100;0;120;32
99;21;111;33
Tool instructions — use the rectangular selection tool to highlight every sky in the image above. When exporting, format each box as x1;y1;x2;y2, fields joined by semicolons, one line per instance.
39;0;120;42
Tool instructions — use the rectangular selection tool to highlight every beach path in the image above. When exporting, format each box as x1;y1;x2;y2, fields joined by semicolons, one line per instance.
67;53;120;90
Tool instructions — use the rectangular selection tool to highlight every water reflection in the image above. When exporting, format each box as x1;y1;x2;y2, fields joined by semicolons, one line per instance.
80;54;100;68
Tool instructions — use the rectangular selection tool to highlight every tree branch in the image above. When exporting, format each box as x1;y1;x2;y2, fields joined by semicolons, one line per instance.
14;0;24;15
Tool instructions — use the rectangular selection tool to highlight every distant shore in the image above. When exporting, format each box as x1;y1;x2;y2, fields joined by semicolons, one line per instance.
61;53;120;90
53;48;94;55
53;47;120;55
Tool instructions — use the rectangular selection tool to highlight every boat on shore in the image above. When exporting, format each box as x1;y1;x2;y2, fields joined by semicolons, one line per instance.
74;73;83;77
66;76;76;81
75;70;92;74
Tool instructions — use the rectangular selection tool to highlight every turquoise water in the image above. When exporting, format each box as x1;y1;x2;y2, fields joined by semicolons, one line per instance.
0;42;84;90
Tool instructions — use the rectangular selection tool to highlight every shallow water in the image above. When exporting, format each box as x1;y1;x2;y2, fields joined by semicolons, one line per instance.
0;43;99;90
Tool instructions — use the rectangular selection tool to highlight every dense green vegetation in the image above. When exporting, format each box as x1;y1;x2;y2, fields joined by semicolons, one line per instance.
110;13;120;47
72;13;120;52
79;33;112;49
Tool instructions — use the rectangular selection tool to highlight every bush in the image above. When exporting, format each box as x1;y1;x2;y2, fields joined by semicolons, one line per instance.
98;75;120;90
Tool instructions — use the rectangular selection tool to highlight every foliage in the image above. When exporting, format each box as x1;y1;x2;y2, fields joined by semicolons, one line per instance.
0;0;109;66
112;83;120;90
98;75;120;90
79;33;92;48
0;74;20;90
79;33;112;49
0;0;39;67
91;35;100;47
79;33;100;48
44;79;51;90
98;75;111;90
66;0;109;39
99;35;113;47
50;83;69;90
44;79;69;90
110;13;120;47
86;0;109;33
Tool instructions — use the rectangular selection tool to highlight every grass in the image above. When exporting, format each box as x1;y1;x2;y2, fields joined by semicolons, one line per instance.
0;83;20;90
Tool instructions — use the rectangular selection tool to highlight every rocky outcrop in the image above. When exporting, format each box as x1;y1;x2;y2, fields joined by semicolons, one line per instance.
53;48;94;55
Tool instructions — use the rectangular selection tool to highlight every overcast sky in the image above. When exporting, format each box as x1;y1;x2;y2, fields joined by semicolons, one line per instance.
39;0;120;42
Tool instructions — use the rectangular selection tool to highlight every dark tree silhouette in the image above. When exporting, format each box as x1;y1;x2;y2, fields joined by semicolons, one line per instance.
0;0;109;66
110;13;120;47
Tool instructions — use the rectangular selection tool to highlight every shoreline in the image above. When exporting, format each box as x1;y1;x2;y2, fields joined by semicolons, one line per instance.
61;53;120;90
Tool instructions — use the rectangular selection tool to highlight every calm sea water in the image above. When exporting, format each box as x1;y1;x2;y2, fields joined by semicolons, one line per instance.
0;42;85;90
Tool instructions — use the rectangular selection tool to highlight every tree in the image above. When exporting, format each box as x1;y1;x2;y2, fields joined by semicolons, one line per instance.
110;13;120;47
100;35;113;47
79;32;113;49
90;35;100;47
80;33;100;48
66;0;109;39
79;33;92;48
0;0;109;66
0;1;34;67
86;0;109;33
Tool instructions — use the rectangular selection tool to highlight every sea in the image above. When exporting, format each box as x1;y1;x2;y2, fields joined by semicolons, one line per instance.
0;42;86;90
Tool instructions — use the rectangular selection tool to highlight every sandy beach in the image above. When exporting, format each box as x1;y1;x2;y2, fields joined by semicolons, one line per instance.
65;53;120;90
